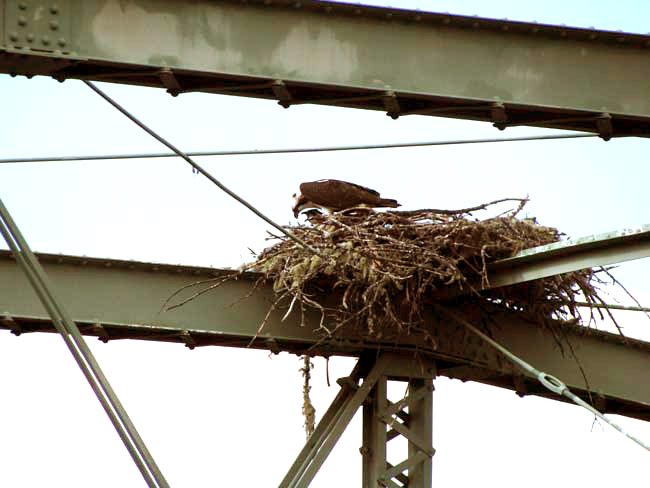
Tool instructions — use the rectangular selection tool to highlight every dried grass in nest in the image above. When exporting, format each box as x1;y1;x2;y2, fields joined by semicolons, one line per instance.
251;200;608;342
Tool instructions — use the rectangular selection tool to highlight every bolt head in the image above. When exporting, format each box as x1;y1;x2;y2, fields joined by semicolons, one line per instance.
9;32;19;42
49;20;59;30
51;5;59;14
18;16;27;26
26;33;34;42
57;38;66;47
41;36;50;46
18;2;27;10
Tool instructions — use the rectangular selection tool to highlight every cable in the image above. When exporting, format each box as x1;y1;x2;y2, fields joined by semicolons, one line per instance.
83;80;324;258
575;301;650;313
433;303;650;452
0;133;600;164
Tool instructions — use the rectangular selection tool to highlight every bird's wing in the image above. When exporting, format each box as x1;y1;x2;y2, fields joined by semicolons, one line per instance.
300;179;384;209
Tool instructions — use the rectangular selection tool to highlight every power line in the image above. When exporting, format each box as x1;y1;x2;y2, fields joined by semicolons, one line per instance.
83;80;325;258
0;133;600;164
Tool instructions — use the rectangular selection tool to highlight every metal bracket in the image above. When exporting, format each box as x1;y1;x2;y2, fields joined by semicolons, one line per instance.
179;330;196;349
1;313;20;335
91;322;111;343
596;112;613;141
272;80;292;108
4;0;73;54
159;69;182;97
382;91;401;119
490;102;509;129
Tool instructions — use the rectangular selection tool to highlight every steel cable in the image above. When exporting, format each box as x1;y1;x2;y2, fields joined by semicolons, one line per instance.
433;303;650;452
0;133;599;164
83;80;324;258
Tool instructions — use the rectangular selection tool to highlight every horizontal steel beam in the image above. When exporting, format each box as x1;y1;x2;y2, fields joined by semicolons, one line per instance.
0;250;649;421
488;224;650;287
1;0;650;135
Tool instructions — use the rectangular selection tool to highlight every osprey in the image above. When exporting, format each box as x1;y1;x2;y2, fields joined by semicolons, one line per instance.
292;179;401;218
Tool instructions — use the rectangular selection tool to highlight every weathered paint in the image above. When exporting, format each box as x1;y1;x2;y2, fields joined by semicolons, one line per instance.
1;250;649;420
1;0;650;133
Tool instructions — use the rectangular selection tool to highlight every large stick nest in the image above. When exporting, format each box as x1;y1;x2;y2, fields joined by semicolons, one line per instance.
251;200;606;341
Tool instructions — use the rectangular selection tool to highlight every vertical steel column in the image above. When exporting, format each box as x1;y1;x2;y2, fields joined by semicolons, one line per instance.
407;379;434;488
362;376;387;488
361;359;436;488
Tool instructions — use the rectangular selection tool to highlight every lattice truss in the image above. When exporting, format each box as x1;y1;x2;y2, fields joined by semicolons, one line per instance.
280;353;436;488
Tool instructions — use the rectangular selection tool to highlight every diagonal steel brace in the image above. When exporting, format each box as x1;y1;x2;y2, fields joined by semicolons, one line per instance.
279;354;391;488
0;196;169;488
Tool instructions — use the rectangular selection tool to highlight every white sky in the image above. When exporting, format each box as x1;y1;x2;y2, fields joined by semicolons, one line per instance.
1;1;649;487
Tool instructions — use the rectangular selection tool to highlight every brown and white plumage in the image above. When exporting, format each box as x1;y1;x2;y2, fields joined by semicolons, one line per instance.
292;179;400;218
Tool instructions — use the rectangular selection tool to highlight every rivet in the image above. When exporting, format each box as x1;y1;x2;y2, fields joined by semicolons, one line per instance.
502;25;509;31
414;15;421;21
41;36;50;46
472;21;480;28
9;32;19;42
57;38;66;47
560;31;567;38
49;20;59;30
324;5;332;13
17;16;27;26
51;5;59;14
589;33;598;40
26;33;34;42
442;17;450;24
18;2;27;10
354;8;361;14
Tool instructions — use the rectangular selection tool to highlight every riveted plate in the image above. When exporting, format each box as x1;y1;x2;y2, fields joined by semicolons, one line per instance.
4;0;73;53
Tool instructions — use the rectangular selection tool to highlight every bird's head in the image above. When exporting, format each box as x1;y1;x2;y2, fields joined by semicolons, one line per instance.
292;191;307;218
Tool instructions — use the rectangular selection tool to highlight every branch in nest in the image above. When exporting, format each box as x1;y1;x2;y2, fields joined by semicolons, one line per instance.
390;197;529;217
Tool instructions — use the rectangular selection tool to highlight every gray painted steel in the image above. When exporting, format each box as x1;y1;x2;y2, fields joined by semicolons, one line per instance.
488;224;650;287
0;250;649;420
1;0;650;134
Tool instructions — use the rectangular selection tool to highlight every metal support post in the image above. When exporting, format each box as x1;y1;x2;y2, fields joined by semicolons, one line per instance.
362;377;387;488
280;353;435;488
361;358;436;488
406;379;434;487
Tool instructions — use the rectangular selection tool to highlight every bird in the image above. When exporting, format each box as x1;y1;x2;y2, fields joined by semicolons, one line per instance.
292;179;401;218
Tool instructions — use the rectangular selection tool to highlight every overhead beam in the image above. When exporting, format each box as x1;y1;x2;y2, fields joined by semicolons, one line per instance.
0;250;649;421
1;0;650;135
